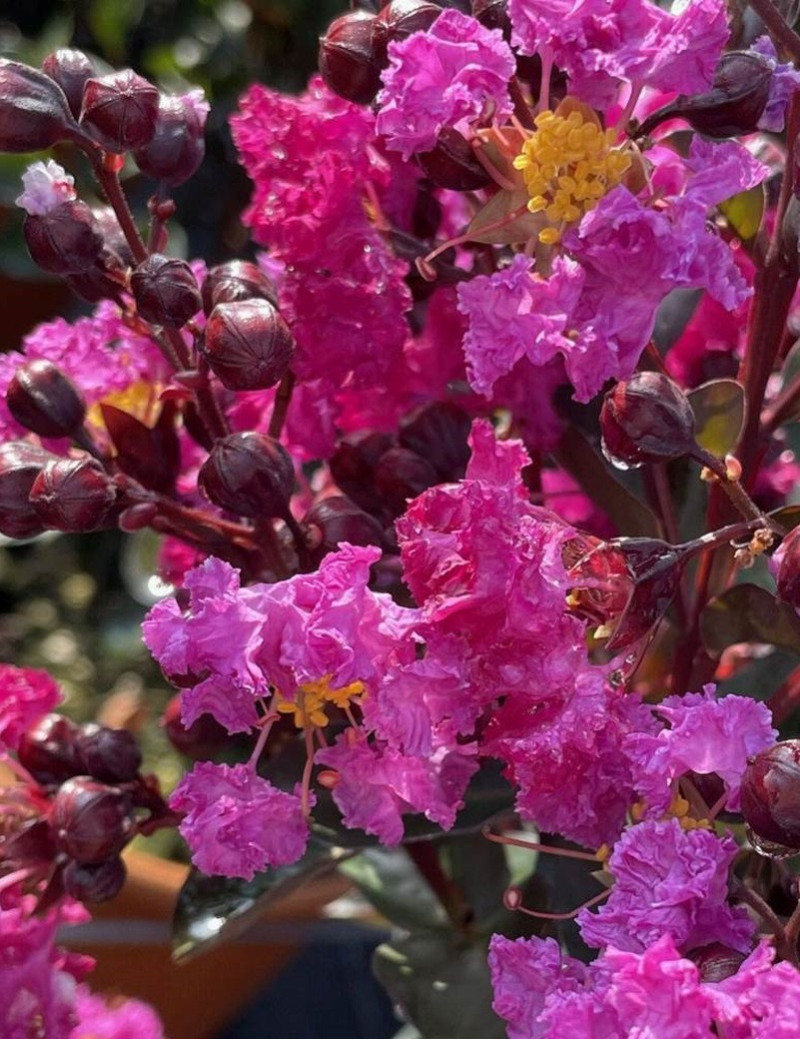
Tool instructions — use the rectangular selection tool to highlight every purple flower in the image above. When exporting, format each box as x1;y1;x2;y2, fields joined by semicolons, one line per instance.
15;160;76;215
577;817;754;955
625;685;777;814
69;988;164;1039
0;664;61;752
376;9;515;159
752;35;800;132
710;940;800;1037
170;762;310;879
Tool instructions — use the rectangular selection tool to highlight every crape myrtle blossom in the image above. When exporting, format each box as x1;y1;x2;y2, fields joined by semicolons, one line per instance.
376;8;516;160
0;664;60;752
489;932;800;1039
751;36;800;132
15;159;76;215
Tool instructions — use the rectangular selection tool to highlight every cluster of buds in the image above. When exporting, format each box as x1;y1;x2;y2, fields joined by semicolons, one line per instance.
2;714;171;906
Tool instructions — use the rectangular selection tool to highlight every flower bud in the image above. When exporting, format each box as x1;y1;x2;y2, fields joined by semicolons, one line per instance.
63;856;126;904
80;70;159;152
202;299;295;391
472;0;510;35
329;431;393;515
6;360;86;438
64;264;127;305
319;10;383;105
51;777;135;864
374;447;439;516
304;495;386;562
17;713;84;785
374;1;442;66
133;88;208;186
774;528;800;609
741;741;800;855
638;52;772;140
77;723;142;784
0;59;75;153
689;944;746;984
417;128;492;191
201;260;279;314
0;441;51;540
41;49;96;120
198;432;294;519
600;372;696;469
130;254;201;328
91;205;135;268
30;457;118;532
162;694;229;760
398;401;471;480
23;201;104;275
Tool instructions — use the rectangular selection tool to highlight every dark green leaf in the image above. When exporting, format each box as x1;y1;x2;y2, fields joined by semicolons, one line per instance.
688;379;746;457
465;189;544;245
171;838;351;962
339;847;450;933
700;583;800;657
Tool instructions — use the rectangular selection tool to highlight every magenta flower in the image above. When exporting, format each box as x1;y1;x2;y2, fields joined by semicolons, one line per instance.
625;685;777;814
69;988;164;1039
0;664;61;752
752;36;800;132
576;817;753;955
170;761;310;879
709;940;800;1037
376;8;515;160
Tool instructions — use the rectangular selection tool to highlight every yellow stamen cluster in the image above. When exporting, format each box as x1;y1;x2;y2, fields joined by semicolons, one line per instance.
513;107;631;245
275;676;365;728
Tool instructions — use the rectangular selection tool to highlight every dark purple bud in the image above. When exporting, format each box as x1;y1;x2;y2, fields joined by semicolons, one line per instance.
17;713;84;785
471;0;510;35
329;431;394;515
7;359;86;438
63;855;127;904
1;819;57;865
201;260;279;314
202;300;295;391
41;49;97;121
24;200;104;275
30;457;118;532
775;528;800;609
600;372;696;469
199;432;295;519
77;723;142;783
374;447;438;516
398;401;471;480
319;10;382;104
92;205;135;268
133;90;208;186
64;264;127;305
689;944;746;984
100;401;180;495
0;441;52;540
741;741;800;855
162;694;229;760
0;59;75;153
417;127;491;190
374;1;442;65
638;52;772;140
80;69;159;152
304;495;386;562
51;777;135;864
130;254;201;328
118;501;159;532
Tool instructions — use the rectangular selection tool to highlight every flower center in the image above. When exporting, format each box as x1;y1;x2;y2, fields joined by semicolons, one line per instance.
512;102;631;245
275;676;365;728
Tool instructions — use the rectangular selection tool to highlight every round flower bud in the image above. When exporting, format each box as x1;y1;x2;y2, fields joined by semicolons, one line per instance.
30;457;118;532
774;528;800;609
374;1;442;66
77;723;142;784
304;495;386;562
0;59;75;153
600;372;696;469
63;856;127;904
130;254;201;328
133;89;209;186
201;299;295;391
330;431;393;516
417;127;492;191
319;10;383;104
398;401;471;480
201;260;279;314
162;694;229;760
23;200;104;275
17;713;84;785
472;0;511;35
690;944;746;984
41;49;97;120
741;741;800;855
6;360;86;438
51;777;135;864
198;432;294;519
80;69;159;152
374;446;439;516
0;441;51;540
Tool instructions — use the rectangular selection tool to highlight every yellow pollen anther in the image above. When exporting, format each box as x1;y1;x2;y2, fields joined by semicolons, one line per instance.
275;676;365;729
513;99;631;244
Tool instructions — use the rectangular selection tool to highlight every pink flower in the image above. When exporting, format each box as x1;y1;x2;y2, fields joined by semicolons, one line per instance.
376;9;515;160
752;36;800;132
69;988;164;1039
15;160;76;215
576;818;754;955
625;685;777;814
710;940;800;1037
170;762;309;879
0;664;61;752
